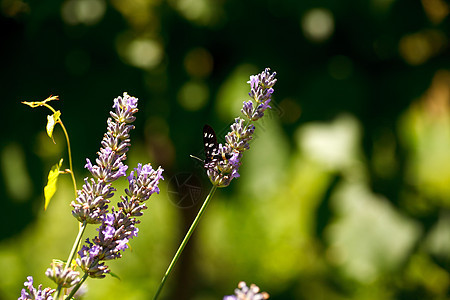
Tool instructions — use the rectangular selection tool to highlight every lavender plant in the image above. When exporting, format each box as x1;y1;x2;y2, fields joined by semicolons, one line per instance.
153;68;277;299
20;93;163;300
205;68;277;187
223;281;270;300
18;277;55;300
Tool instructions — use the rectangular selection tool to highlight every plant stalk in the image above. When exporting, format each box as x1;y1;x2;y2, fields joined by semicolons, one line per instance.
152;185;218;300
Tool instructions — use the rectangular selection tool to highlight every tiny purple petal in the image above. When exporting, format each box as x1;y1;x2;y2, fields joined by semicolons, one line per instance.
118;238;130;250
103;225;115;240
89;245;101;258
104;214;115;226
84;159;93;172
131;226;139;238
243;100;253;111
112;97;120;110
126;96;138;109
141;163;154;175
247;75;259;88
114;164;128;179
134;163;143;177
229;153;240;166
25;276;33;289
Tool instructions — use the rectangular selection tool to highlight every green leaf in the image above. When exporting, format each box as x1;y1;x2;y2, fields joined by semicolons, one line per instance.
108;271;121;280
44;158;63;210
46;110;61;143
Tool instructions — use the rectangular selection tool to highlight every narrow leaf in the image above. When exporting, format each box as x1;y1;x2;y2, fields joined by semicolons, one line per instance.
108;271;121;280
44;158;63;210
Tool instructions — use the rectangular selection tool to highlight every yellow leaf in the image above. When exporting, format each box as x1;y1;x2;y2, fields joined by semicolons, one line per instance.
22;95;59;108
46;110;61;142
44;158;63;210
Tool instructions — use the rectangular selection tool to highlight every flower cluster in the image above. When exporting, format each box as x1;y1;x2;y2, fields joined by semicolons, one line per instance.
18;277;55;300
207;68;277;187
77;163;164;278
223;281;269;300
71;92;138;224
45;261;80;288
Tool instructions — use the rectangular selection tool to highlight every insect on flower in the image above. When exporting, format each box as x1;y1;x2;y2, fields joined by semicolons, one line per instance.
203;124;233;168
190;124;232;168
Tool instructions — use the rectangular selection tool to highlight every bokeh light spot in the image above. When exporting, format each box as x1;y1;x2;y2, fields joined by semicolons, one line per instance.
398;29;446;65
1;0;29;17
184;47;213;78
1;143;32;202
301;8;334;43
421;0;449;24
177;80;209;111
125;38;164;70
61;0;106;25
296;114;360;170
169;0;225;27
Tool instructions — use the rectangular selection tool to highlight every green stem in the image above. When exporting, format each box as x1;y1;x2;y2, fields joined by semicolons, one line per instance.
54;221;87;299
66;271;89;299
152;185;218;300
59;121;78;198
39;102;83;300
66;221;87;268
54;285;62;299
41;103;77;197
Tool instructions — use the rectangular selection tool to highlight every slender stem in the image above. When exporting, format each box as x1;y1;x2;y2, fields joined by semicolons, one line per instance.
58;121;78;198
41;102;77;197
39;102;83;300
66;271;89;300
54;221;87;299
66;221;87;268
152;185;218;300
54;285;62;299
42;103;57;114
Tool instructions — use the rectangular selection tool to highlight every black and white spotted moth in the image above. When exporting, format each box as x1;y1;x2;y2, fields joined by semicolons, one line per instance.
191;124;232;168
203;124;233;168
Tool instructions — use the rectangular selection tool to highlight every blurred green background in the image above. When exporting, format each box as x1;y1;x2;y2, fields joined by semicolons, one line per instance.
1;0;449;299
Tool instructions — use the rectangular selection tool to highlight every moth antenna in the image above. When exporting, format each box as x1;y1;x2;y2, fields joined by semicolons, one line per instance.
190;154;205;163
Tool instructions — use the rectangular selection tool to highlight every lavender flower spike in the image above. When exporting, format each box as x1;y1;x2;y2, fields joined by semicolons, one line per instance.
77;163;163;278
71;92;139;224
125;163;164;202
223;281;269;300
76;240;110;278
206;68;277;187
45;261;80;288
18;276;55;300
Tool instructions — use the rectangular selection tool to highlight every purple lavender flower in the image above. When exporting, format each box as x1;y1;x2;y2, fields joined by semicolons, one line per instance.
244;68;276;121
76;163;163;278
71;178;114;224
206;143;241;187
84;147;128;182
206;68;277;187
45;261;80;288
125;163;164;202
18;276;55;300
76;209;138;278
76;240;110;278
223;281;269;300
71;92;138;224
